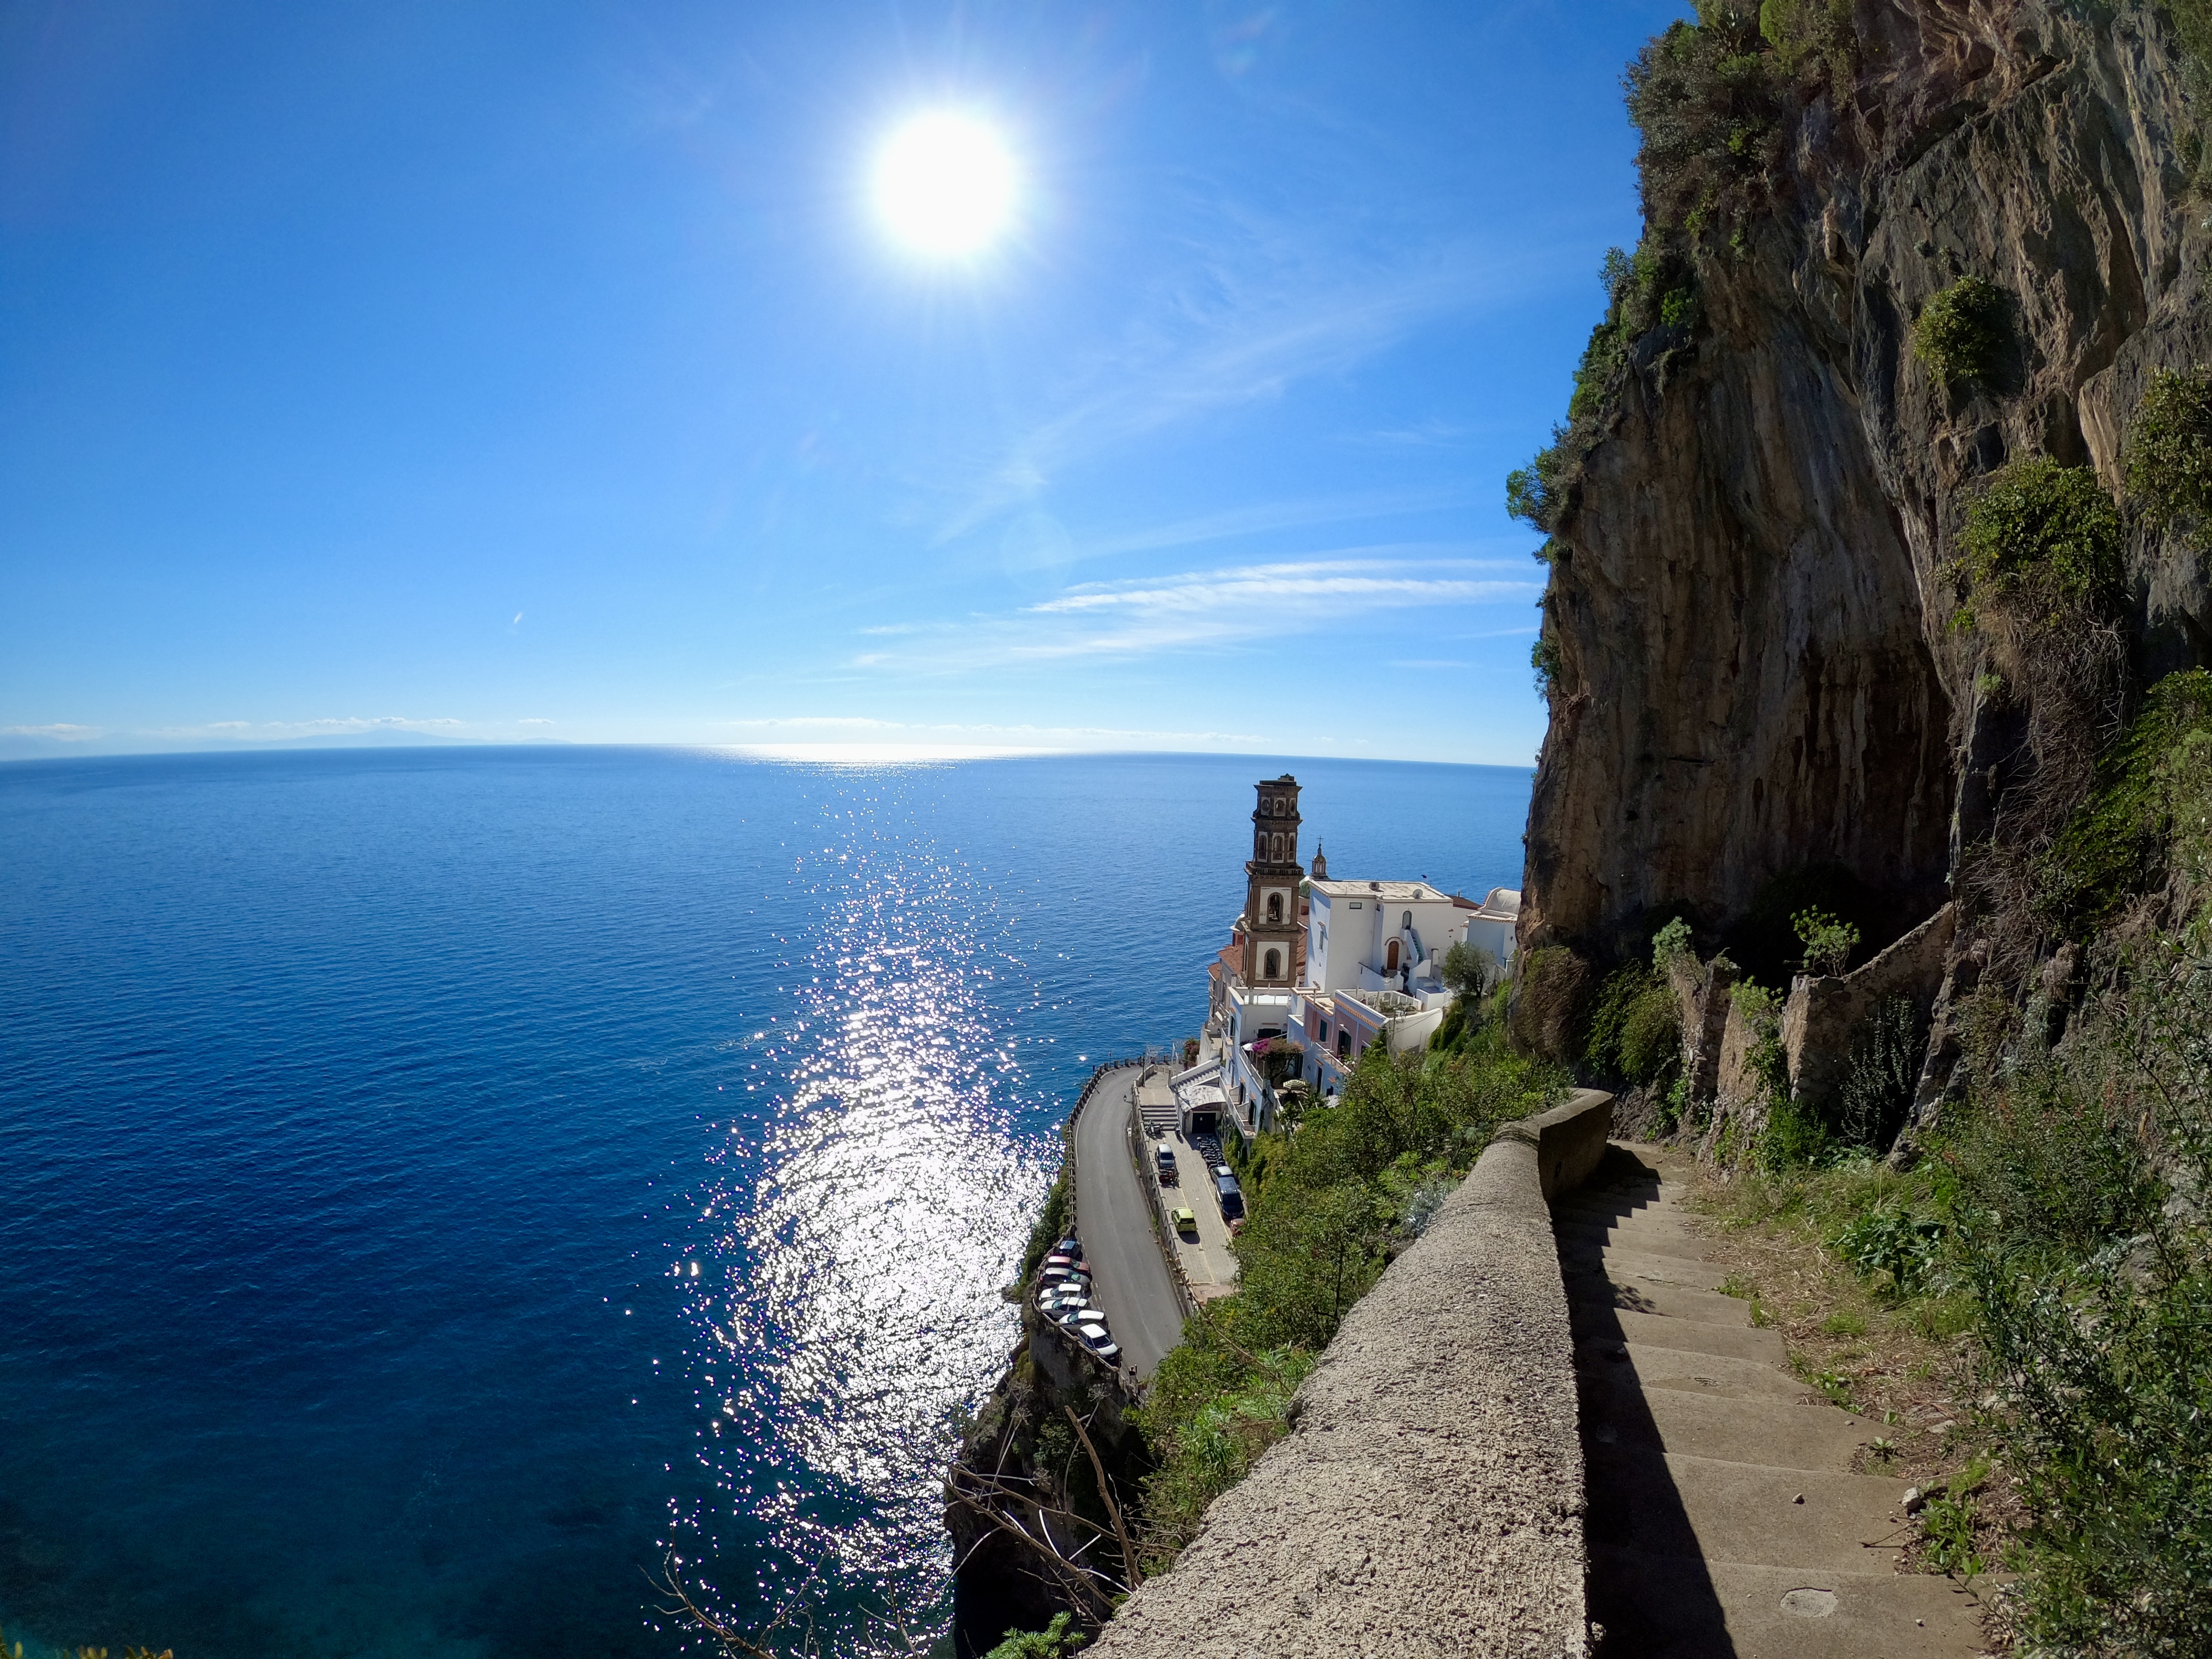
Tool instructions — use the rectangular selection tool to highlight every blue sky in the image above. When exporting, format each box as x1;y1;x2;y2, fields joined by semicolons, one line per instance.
1;1;1681;765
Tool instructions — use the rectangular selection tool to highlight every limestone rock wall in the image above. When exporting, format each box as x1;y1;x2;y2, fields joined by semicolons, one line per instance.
1523;0;2212;963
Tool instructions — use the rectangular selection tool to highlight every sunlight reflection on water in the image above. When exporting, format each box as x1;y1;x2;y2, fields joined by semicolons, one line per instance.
669;783;1055;1644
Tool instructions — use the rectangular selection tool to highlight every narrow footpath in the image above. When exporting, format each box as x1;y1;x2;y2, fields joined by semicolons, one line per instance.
1071;1065;1185;1380
1562;1143;1990;1658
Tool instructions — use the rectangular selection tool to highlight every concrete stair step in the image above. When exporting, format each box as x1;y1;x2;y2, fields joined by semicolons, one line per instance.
1561;1184;1674;1215
1572;1306;1788;1365
1578;1340;1815;1405
1589;1547;1993;1659
1557;1220;1717;1264
1586;1448;1918;1575
1563;1244;1733;1292
1557;1212;1708;1256
1579;1375;1879;1470
1566;1270;1761;1326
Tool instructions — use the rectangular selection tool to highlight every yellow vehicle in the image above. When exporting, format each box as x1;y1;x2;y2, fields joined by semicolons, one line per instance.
1171;1206;1198;1238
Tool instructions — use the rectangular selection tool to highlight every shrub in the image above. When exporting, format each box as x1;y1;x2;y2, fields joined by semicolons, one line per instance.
1619;987;1683;1084
1530;630;1562;696
1510;945;1593;1060
1834;995;1921;1151
1652;915;1695;969
1911;275;2008;385
1625;8;1780;233
1790;906;1859;975
985;1614;1089;1658
1585;953;1684;1086
1018;1160;1073;1284
1953;458;2124;625
1135;1332;1314;1572
1832;1203;1945;1298
1952;943;2212;1650
2039;669;2212;933
1441;940;1495;998
2126;365;2212;537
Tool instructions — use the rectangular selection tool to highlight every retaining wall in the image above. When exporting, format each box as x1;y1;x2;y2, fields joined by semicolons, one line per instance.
1087;1089;1613;1659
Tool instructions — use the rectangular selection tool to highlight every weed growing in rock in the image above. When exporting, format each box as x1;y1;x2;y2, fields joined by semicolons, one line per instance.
1832;1203;1946;1300
2039;668;2212;934
1835;995;1922;1151
2126;365;2212;540
1790;906;1859;975
1953;458;2124;626
1506;243;1699;537
1911;275;2008;385
1583;963;1682;1087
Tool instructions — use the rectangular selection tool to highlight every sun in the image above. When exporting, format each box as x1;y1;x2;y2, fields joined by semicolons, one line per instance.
872;112;1018;257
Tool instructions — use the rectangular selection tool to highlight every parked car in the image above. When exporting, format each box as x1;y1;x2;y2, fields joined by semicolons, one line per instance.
1056;1238;1081;1254
1155;1145;1179;1185
1172;1206;1198;1237
1215;1172;1245;1222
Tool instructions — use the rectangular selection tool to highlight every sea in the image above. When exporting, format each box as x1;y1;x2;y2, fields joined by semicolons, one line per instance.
0;747;1531;1658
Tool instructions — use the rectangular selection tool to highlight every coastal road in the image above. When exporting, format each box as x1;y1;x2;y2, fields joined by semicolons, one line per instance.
1072;1065;1187;1380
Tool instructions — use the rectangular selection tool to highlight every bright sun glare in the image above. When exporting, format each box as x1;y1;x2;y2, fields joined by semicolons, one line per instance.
873;112;1017;257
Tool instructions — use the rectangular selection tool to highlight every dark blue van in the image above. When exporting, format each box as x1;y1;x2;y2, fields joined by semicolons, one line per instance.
1214;1172;1245;1222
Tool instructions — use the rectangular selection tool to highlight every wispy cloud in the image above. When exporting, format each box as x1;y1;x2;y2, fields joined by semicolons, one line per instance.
850;550;1540;673
144;716;468;741
713;715;1265;758
932;229;1556;543
2;723;102;740
1062;484;1478;565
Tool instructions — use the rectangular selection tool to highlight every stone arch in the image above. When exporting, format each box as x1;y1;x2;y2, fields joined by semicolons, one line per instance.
1263;947;1282;979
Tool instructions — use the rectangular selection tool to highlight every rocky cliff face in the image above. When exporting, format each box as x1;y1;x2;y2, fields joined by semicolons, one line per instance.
1522;0;2212;967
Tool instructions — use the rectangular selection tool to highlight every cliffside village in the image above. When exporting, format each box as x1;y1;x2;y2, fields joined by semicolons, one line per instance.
1172;774;1519;1143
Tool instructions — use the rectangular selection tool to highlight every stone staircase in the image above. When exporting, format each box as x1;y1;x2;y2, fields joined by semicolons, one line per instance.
1559;1143;1991;1658
1140;1062;1200;1135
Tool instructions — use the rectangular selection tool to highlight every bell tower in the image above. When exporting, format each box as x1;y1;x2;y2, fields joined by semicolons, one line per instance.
1240;774;1304;988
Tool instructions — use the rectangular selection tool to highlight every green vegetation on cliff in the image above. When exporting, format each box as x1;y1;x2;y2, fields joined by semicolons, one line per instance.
1133;1023;1562;1571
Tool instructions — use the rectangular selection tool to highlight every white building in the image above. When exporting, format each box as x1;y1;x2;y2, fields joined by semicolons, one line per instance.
1295;879;1522;1102
1307;878;1513;1003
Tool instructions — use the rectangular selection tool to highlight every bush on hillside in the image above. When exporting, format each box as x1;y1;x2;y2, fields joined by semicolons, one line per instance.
1791;906;1859;976
2126;365;2212;538
1510;945;1594;1060
984;1614;1089;1658
1018;1161;1073;1285
1625;6;1783;234
1584;963;1682;1087
1911;275;2009;385
1834;995;1922;1152
2039;669;2212;934
1953;458;2124;627
1940;942;2212;1652
1506;244;1699;538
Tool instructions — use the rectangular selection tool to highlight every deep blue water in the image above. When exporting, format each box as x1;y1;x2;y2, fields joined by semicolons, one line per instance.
0;747;1530;1657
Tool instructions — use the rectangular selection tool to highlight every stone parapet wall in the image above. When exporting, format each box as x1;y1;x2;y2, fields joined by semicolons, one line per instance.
1087;1091;1611;1659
